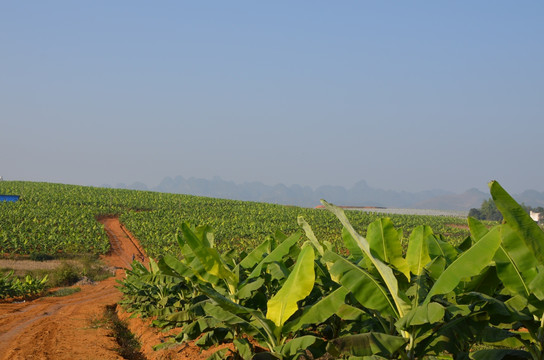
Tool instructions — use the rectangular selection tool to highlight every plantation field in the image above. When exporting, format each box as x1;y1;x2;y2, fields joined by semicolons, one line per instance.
0;181;471;258
115;182;544;359
3;180;544;358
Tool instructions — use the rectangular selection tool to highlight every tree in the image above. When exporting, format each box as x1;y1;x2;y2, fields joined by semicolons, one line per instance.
469;198;503;221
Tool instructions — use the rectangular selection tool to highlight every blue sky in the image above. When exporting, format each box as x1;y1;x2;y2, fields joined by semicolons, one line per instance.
1;1;543;193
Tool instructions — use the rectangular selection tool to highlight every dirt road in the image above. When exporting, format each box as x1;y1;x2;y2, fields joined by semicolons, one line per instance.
0;217;146;360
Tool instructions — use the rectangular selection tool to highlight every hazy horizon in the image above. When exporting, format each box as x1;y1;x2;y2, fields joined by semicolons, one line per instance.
5;174;541;197
2;2;543;194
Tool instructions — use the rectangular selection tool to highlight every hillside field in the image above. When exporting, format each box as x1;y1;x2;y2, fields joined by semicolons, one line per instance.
0;181;471;258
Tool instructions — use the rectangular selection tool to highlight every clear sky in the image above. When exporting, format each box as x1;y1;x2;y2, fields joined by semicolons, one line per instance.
1;1;543;194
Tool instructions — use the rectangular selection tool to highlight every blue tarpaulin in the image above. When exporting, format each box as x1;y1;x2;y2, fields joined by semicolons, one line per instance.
0;195;20;202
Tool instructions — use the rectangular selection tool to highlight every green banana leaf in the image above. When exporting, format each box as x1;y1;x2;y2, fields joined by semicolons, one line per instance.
490;180;544;264
323;250;398;317
160;254;194;278
423;226;501;304
426;234;458;265
277;335;326;360
470;349;530;360
327;332;407;358
236;277;265;300
149;257;160;273
239;238;273;269
336;303;368;321
233;338;253;360
298;216;324;256
246;231;301;280
199;283;277;349
406;225;434;276
180;223;238;290
283;286;350;333
528;265;544;301
322;200;409;317
205;348;229;360
202;301;250;325
342;227;364;261
266;243;315;328
495;224;538;298
367;218;410;281
397;302;445;328
468;217;490;242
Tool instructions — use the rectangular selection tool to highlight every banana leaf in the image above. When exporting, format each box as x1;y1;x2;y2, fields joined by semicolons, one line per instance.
495;224;538;298
490;180;544;264
470;349;530;360
323;250;398;318
327;332;407;358
246;232;301;280
283;286;350;333
266;243;315;328
180;223;237;290
342;227;364;261
298;216;324;256
322;200;409;317
423;226;501;304
239;238;274;269
367;218;410;281
277;335;326;360
406;225;434;276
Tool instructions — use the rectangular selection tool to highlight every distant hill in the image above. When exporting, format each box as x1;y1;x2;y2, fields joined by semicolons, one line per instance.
515;190;544;207
151;177;453;208
412;188;489;211
105;176;544;211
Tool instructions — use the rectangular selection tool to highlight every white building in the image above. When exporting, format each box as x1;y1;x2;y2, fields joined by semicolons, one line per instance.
530;211;542;222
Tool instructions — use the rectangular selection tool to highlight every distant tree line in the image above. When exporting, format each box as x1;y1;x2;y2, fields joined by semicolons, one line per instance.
469;199;544;224
468;199;503;221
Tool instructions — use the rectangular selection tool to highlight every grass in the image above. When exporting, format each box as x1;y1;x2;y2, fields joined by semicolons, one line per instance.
47;287;81;297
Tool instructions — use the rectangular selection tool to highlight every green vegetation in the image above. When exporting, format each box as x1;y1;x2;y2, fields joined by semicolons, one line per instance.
470;198;544;225
0;257;114;299
47;286;81;297
118;181;544;359
0;271;48;300
0;181;469;259
468;198;503;221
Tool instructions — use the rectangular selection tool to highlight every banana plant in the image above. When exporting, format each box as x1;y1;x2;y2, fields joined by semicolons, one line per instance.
199;241;326;359
154;223;321;356
168;223;301;301
0;270;48;299
318;200;502;359
479;180;544;359
117;259;198;322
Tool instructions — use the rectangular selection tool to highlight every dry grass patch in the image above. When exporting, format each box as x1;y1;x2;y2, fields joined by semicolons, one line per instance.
0;259;80;274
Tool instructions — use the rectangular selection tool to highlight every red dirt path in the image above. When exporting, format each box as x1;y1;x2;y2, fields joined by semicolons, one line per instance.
0;218;239;360
0;217;155;360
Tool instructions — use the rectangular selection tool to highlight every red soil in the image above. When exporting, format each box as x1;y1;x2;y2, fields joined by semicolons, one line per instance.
0;218;243;360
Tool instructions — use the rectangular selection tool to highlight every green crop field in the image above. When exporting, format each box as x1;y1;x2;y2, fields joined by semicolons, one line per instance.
116;181;544;359
0;181;470;258
4;180;544;358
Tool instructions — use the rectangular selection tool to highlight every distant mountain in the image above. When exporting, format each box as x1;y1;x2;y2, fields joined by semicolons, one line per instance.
412;188;489;211
516;190;544;208
134;176;452;208
104;176;544;211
